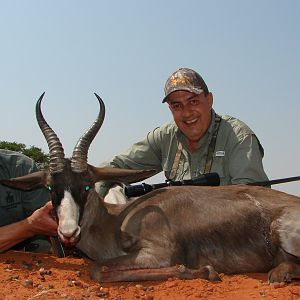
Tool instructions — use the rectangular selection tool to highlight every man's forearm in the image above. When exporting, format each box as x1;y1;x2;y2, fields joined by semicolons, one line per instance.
0;218;34;252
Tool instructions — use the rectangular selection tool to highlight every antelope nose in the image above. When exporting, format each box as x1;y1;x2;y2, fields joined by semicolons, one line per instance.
59;223;81;239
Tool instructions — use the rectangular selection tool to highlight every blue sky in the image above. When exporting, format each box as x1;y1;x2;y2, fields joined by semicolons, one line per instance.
0;1;299;195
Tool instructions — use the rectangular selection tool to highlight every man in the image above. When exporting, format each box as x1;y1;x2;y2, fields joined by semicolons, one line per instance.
0;149;57;252
96;68;269;203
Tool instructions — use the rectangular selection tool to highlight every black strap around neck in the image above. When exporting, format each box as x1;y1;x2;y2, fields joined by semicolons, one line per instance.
204;113;222;173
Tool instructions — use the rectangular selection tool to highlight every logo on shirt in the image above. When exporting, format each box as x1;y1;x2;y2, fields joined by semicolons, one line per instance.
215;151;225;157
5;191;14;204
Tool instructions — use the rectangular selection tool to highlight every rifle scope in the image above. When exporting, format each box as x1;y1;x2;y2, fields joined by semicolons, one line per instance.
124;172;220;198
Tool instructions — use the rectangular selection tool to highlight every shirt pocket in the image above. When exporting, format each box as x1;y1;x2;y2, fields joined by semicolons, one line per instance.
211;156;228;185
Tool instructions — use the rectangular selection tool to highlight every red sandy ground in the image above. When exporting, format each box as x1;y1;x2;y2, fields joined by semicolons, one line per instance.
1;251;300;300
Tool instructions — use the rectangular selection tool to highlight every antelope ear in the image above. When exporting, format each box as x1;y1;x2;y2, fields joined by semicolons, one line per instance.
88;166;157;184
0;170;49;191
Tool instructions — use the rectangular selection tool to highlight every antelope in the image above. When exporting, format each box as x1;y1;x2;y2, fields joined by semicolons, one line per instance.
2;93;300;284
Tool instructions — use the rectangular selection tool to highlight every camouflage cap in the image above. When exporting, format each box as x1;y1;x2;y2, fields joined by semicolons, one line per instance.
162;68;209;103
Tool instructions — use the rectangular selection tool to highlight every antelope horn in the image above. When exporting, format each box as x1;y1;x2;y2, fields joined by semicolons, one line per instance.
36;92;65;173
71;93;105;173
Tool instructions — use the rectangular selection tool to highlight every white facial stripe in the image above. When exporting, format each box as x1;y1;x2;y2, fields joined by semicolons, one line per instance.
57;190;80;238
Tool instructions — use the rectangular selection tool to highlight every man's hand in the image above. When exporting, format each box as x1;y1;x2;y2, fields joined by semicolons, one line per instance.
0;202;58;252
27;201;58;236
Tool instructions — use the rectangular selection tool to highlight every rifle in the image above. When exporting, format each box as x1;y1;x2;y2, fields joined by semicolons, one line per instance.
124;173;300;198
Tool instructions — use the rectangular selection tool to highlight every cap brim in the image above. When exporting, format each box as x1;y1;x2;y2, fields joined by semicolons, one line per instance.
162;88;204;103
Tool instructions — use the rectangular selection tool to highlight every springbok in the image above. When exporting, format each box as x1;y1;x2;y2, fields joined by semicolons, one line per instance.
2;93;300;284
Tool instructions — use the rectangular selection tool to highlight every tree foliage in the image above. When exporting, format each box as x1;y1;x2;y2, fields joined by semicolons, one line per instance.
0;141;49;167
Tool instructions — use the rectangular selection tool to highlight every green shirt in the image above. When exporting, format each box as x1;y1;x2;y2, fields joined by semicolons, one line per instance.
97;111;269;197
0;149;49;225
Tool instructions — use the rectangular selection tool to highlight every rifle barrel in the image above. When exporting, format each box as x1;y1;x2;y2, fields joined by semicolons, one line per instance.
247;176;300;187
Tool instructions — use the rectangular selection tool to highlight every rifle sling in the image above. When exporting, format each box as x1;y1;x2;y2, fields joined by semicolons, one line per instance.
204;114;222;173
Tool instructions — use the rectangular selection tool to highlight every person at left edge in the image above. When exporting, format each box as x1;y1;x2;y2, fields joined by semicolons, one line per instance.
0;149;58;252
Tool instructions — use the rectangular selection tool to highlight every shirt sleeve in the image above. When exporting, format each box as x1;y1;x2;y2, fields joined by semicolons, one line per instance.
96;128;163;197
17;156;49;217
228;134;269;184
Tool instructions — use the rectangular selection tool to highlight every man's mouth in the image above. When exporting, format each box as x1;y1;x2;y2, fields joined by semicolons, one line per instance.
184;118;198;125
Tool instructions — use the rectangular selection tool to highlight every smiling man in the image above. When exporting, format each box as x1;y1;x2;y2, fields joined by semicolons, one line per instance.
97;68;269;203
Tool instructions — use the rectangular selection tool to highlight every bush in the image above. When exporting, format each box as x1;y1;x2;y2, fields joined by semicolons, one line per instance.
0;141;49;168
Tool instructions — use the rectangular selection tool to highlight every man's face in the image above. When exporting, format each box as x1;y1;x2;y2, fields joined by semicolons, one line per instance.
167;90;213;144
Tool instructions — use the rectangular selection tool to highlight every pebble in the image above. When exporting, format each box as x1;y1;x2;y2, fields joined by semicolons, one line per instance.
23;279;33;288
8;274;19;281
36;284;44;291
22;261;33;270
177;264;186;273
95;290;109;297
135;284;144;290
39;274;46;281
35;259;43;266
74;280;84;288
259;290;266;297
39;267;52;275
67;280;74;287
4;264;13;270
82;290;91;297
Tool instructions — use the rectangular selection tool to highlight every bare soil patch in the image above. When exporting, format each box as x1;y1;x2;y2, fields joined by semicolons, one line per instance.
1;251;300;299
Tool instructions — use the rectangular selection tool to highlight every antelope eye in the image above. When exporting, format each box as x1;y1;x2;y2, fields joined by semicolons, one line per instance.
85;185;91;191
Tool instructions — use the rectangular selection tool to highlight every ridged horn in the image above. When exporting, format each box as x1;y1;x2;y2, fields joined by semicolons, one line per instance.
36;92;66;173
71;93;105;173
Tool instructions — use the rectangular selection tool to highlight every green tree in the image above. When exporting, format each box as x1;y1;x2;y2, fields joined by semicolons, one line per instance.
0;141;49;168
0;141;26;153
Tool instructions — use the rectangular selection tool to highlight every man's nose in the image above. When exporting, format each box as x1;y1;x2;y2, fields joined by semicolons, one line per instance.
181;103;193;116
